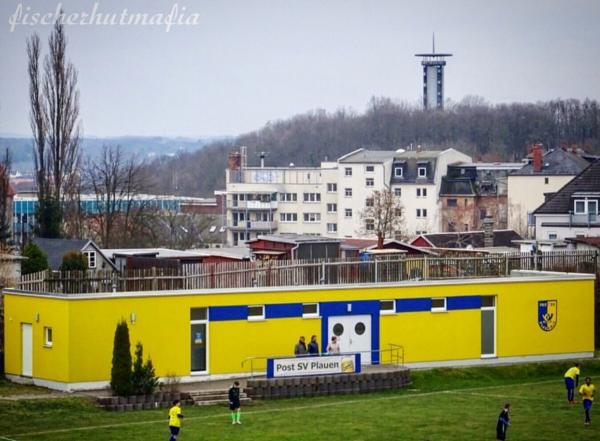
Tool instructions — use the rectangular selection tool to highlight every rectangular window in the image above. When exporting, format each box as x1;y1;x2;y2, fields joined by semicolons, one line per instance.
418;167;427;177
327;203;337;213
394;167;403;178
303;303;319;318
380;300;396;315
422;188;427;197
327;183;337;193
344;167;352;177
279;213;298;222
344;188;352;197
422;209;428;218
248;305;265;321
83;251;96;269
365;198;374;207
190;307;208;321
481;296;496;308
431;298;447;312
327;223;338;233
479;208;487;220
394;208;402;217
588;200;598;215
394;188;402;197
366;178;374;187
416;209;421;218
574;200;586;214
548;232;557;240
544;177;549;184
416;188;421;197
481;296;496;357
366;219;375;231
303;213;321;223
365;165;375;173
303;193;321;203
345;208;352;218
44;327;53;347
447;198;457;207
279;193;297;202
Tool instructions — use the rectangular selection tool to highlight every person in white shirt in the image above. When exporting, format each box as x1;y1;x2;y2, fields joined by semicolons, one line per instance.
327;335;341;354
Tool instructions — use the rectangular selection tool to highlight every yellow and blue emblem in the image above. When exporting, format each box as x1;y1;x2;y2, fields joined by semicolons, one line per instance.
538;300;557;331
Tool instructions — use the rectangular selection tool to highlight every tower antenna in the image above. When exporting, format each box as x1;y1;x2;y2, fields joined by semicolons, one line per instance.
432;32;435;54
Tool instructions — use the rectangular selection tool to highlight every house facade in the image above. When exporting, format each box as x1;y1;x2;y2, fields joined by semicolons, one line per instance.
507;146;590;238
533;160;600;241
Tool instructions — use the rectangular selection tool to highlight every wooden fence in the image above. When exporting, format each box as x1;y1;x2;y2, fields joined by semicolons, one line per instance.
15;250;599;295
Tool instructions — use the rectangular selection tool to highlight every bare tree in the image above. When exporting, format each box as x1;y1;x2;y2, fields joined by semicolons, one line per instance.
84;145;149;247
27;17;81;238
0;149;13;246
359;189;406;248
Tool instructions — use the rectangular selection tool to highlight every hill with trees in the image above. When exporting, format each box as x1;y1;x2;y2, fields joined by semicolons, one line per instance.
149;97;600;197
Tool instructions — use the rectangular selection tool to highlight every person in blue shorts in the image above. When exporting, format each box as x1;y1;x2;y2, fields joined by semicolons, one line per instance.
168;399;184;441
579;377;596;426
564;363;580;404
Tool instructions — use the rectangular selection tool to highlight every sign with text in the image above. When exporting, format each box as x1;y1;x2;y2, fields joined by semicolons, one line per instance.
266;354;361;378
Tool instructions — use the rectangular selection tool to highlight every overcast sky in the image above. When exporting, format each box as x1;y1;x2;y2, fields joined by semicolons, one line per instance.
1;0;599;138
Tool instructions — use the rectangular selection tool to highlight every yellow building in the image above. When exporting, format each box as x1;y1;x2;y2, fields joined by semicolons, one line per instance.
3;271;595;391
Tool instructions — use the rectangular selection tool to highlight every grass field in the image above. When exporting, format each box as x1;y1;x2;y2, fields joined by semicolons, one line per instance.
1;360;599;441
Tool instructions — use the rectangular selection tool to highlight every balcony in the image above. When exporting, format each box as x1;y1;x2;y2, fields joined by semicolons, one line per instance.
569;213;600;227
229;200;278;210
230;220;278;231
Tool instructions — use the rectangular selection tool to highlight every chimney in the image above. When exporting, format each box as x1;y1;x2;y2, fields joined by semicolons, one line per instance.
532;144;543;173
483;217;494;248
260;152;266;168
228;152;241;171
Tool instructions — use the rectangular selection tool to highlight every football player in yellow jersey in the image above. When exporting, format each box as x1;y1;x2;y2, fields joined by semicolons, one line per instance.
579;377;595;426
564;363;580;404
168;399;185;440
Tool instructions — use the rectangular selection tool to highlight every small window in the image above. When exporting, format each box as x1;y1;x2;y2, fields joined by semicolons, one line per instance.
394;167;403;178
303;303;319;318
380;300;396;314
416;209;421;218
416;188;421;197
394;188;402;197
248;305;265;321
394;208;402;217
345;167;353;177
366;198;374;207
422;188;427;197
447;198;457;207
366;219;375;231
366;178;374;187
418;167;427;177
365;165;375;173
548;232;558;240
344;188;353;197
481;296;496;308
574;200;586;214
544;177;549;184
303;213;321;223
345;208;352;218
44;327;53;347
190;307;208;321
327;203;337;213
327;223;338;233
83;251;96;269
431;298;447;312
327;183;337;193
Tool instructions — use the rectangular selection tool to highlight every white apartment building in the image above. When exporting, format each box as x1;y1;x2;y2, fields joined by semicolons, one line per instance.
224;148;471;245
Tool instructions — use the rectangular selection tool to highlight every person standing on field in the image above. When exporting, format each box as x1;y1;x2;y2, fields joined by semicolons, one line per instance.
496;403;510;440
579;377;596;426
229;381;242;425
564;363;581;404
168;399;184;441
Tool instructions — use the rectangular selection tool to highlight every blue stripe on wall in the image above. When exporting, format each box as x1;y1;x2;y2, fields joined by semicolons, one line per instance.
396;298;432;312
447;295;481;310
266;303;303;319
209;305;248;321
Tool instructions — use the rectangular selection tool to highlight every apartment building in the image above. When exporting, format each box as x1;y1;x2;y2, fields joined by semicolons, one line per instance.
224;148;471;245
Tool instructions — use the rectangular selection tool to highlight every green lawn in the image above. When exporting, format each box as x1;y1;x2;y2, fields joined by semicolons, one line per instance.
1;360;599;440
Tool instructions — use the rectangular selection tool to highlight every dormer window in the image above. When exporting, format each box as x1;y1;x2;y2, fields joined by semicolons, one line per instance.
394;167;403;178
418;167;427;178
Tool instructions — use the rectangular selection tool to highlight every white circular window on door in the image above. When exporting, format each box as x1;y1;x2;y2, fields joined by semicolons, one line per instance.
333;323;344;336
354;322;366;335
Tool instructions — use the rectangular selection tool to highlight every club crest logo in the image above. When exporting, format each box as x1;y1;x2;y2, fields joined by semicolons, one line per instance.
538;300;557;331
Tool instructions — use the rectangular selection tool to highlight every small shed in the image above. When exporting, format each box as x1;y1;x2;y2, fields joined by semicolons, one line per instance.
247;234;341;260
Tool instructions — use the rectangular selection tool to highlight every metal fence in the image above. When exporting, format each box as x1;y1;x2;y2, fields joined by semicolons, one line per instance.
15;250;599;295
